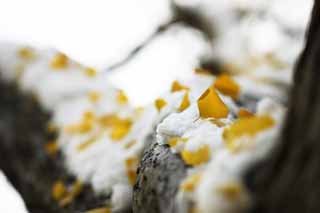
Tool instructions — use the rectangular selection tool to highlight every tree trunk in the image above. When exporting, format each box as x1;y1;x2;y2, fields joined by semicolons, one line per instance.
246;1;320;212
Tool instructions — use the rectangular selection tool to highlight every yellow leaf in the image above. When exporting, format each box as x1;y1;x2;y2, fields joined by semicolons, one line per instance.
117;90;129;105
50;53;69;70
52;181;67;201
99;114;131;128
45;141;59;156
127;170;137;186
85;67;97;77
171;80;189;92
58;180;83;207
214;74;240;99
65;121;94;134
223;115;275;152
88;91;102;103
181;173;202;192
125;157;139;168
110;125;131;141
194;68;212;76
83;111;95;122
197;87;229;119
18;47;35;60
217;182;243;200
167;137;188;148
106;116;132;141
65;111;95;134
125;156;139;186
209;119;226;127
87;207;112;213
181;145;210;166
238;108;254;118
155;98;167;112
179;92;190;112
77;135;100;152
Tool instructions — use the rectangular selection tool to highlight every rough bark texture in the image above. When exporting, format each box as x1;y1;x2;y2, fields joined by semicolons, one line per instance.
0;81;109;213
133;139;188;213
246;1;320;212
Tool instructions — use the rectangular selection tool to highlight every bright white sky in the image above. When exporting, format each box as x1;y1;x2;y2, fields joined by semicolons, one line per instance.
0;0;171;68
0;0;192;106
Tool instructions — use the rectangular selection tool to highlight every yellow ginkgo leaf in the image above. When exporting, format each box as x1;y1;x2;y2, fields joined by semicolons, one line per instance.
86;207;111;213
181;145;210;166
117;90;129;105
197;87;229;119
44;141;59;156
50;53;69;70
155;98;167;112
194;68;212;76
214;74;240;99
167;137;188;148
223;115;275;152
52;181;67;201
237;108;254;118
85;67;97;77
88;91;102;103
125;157;139;168
181;173;202;192
179;92;190;112
217;182;243;200
18;47;35;60
77;134;100;152
110;125;131;141
171;80;190;92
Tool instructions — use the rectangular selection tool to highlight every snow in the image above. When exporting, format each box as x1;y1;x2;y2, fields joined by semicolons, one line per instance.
0;171;27;213
109;25;212;106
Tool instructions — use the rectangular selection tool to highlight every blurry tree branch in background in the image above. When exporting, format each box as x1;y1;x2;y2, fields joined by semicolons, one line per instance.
248;1;320;212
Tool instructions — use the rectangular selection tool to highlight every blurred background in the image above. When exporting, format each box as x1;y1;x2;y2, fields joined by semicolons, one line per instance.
0;0;313;106
0;0;171;67
0;1;314;211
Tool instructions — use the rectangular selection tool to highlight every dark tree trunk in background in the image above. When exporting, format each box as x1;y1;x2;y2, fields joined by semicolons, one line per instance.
247;1;320;212
0;82;109;213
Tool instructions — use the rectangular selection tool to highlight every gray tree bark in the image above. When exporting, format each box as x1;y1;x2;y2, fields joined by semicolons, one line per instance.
133;138;188;213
